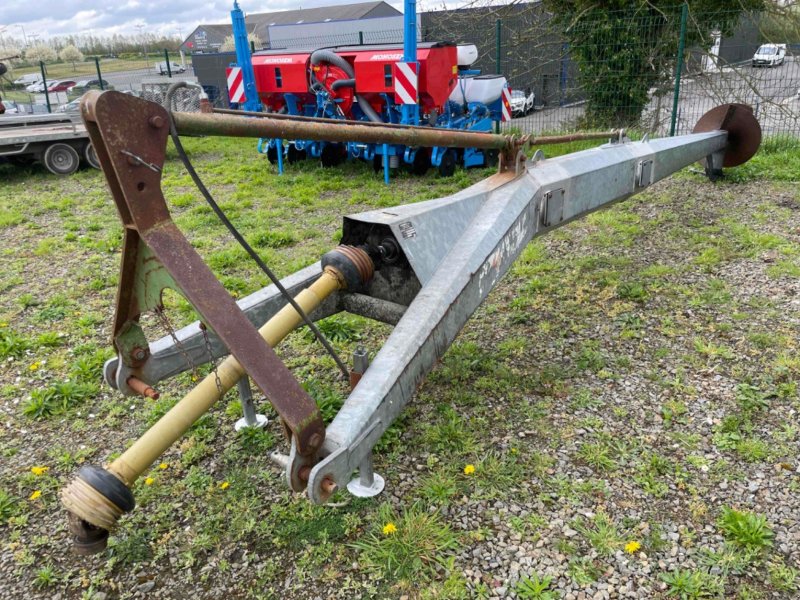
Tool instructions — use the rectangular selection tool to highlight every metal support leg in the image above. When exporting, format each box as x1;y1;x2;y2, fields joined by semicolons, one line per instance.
276;138;284;175
234;376;268;431
346;453;385;498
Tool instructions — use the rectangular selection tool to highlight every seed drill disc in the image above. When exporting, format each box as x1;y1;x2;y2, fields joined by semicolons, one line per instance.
692;103;761;168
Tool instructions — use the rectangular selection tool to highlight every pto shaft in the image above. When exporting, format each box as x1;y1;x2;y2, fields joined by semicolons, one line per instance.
109;266;343;486
60;245;373;553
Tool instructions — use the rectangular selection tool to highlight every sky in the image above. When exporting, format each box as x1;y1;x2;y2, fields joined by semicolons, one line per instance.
0;0;453;44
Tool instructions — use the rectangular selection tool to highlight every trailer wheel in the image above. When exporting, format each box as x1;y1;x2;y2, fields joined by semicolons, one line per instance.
266;145;279;165
437;149;456;177
320;143;345;168
287;145;306;164
83;143;101;169
409;148;431;176
43;143;80;176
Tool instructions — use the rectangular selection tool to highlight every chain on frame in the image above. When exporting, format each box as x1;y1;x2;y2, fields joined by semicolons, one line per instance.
154;305;200;383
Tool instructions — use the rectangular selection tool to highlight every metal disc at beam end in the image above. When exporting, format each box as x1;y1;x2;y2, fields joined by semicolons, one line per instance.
693;103;762;168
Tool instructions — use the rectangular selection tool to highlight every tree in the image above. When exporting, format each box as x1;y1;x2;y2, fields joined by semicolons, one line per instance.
59;45;84;71
25;44;57;64
220;33;262;52
542;0;767;128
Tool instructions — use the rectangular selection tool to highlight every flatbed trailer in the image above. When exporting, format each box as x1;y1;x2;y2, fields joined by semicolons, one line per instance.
0;112;99;175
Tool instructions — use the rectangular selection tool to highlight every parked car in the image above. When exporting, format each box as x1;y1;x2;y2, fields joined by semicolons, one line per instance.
752;44;786;68
47;80;77;92
156;61;186;75
57;97;83;112
26;80;50;93
13;73;42;87
68;79;113;94
0;100;22;114
509;89;535;116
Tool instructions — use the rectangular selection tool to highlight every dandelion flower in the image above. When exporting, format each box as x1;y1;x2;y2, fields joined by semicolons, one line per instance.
30;466;49;476
464;464;476;475
382;522;397;535
219;481;230;490
144;477;155;486
158;462;169;470
0;322;8;328
624;540;641;554
28;362;40;371
29;490;42;500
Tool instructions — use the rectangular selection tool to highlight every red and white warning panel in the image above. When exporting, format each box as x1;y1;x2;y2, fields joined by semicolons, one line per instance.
226;66;245;104
501;85;512;122
392;61;418;105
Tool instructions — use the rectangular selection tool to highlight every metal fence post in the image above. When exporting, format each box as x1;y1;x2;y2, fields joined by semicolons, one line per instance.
164;49;172;77
495;19;502;133
40;61;51;113
94;57;104;90
359;31;364;45
669;3;688;136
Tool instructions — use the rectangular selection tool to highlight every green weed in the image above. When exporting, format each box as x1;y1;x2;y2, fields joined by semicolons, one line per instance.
515;573;557;600
661;568;724;599
717;507;773;551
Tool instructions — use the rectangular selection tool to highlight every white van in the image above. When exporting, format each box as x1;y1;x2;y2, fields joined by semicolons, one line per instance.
13;73;43;87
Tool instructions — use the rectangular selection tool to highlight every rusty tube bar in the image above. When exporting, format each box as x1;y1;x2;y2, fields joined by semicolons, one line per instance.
173;110;622;151
212;108;625;147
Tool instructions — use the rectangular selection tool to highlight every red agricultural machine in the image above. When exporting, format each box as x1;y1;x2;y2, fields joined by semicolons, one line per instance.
224;1;511;181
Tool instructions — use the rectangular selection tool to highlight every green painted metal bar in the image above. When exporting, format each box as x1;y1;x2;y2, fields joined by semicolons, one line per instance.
40;61;51;113
94;57;104;90
670;3;689;137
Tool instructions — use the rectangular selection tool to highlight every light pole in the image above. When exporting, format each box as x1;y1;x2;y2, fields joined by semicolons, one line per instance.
135;24;149;69
17;25;28;47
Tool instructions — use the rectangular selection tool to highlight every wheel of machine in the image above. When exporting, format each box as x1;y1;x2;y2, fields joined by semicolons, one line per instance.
287;144;307;164
372;154;383;173
83;143;101;170
43;143;80;176
437;149;456;177
410;148;431;176
321;143;345;168
266;145;279;165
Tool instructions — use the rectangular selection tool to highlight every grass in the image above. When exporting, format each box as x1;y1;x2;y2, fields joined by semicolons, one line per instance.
351;503;458;583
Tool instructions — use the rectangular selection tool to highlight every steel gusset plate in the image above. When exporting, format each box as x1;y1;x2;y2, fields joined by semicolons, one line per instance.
80;90;324;456
692;103;761;168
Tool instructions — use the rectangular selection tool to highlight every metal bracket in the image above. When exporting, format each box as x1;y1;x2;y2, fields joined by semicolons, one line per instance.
636;159;654;188
541;188;565;227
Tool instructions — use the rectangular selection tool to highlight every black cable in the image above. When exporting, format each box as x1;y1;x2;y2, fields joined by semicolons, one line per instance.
164;83;350;380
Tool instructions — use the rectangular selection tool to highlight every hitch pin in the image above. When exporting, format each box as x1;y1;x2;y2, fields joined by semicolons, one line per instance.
127;376;160;400
120;150;162;173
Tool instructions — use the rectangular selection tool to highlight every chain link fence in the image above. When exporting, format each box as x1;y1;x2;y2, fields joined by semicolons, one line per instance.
1;50;195;115
426;4;799;137
3;5;798;137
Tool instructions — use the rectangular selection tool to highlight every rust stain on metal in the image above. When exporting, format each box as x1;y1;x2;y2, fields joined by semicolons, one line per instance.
82;90;325;457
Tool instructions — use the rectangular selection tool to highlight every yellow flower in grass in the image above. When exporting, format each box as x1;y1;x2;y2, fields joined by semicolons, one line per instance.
382;522;397;535
29;490;42;501
158;462;169;470
28;362;40;371
624;540;641;554
30;466;49;476
463;464;476;476
219;481;230;490
144;477;155;486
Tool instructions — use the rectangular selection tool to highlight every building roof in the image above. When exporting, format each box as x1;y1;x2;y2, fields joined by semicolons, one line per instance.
181;1;400;52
